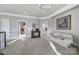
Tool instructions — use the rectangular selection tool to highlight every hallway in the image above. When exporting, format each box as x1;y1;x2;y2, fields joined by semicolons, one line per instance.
1;38;56;55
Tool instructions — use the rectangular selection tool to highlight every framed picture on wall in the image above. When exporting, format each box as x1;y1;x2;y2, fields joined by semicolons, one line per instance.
56;15;71;30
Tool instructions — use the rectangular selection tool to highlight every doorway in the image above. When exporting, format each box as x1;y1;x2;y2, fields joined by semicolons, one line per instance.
18;21;27;37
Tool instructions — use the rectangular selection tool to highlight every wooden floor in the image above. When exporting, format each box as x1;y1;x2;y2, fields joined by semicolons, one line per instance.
6;39;15;44
1;36;79;55
1;38;56;55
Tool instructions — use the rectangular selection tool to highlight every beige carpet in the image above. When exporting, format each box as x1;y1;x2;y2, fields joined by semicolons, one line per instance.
1;38;56;55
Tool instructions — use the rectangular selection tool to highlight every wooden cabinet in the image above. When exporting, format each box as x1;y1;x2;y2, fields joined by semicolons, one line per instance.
31;29;40;38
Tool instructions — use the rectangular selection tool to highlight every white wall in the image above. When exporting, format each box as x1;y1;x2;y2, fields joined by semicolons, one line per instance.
48;6;79;46
0;17;19;40
0;19;1;31
26;19;40;37
9;19;18;39
0;18;10;39
0;15;41;39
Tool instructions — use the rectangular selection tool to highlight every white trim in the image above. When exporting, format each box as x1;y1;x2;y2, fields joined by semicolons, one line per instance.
40;4;78;19
49;40;61;55
0;12;39;19
7;34;26;45
0;5;78;20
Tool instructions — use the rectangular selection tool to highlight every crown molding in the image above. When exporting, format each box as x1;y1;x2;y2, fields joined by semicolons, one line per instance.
40;4;79;19
0;4;78;20
0;12;39;19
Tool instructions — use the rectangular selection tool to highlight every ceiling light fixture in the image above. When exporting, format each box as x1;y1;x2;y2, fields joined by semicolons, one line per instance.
37;4;52;13
38;4;52;9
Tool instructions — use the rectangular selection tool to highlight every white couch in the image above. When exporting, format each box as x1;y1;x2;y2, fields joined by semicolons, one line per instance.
47;31;73;48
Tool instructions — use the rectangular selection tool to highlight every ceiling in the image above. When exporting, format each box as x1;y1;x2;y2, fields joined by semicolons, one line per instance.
0;4;67;17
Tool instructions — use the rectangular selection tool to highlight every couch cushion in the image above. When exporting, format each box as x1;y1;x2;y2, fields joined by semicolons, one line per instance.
50;32;73;40
56;35;64;40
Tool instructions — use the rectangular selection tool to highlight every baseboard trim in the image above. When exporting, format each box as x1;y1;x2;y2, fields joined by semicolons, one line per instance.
49;40;61;55
7;34;26;45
